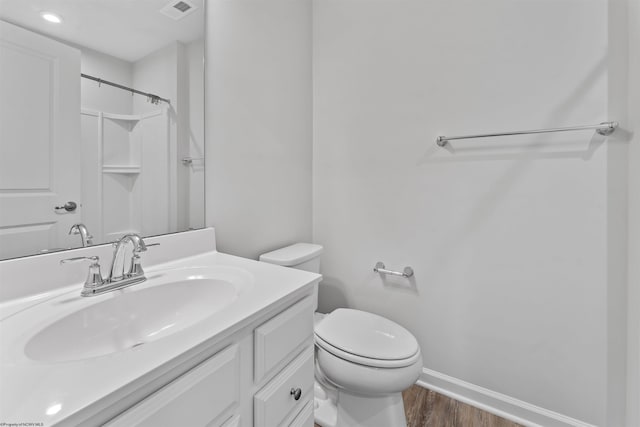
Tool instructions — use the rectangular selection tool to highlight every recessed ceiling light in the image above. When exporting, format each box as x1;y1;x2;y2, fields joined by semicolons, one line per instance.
40;12;62;24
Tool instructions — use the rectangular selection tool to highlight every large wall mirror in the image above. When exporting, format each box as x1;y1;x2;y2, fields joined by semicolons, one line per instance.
0;0;205;260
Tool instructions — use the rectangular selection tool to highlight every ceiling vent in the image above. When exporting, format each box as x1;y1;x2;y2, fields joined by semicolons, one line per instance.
160;0;198;20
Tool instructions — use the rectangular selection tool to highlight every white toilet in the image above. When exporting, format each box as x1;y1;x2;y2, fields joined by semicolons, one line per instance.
259;244;423;427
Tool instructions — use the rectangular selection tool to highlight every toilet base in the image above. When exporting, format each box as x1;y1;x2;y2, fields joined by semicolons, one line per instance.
314;395;337;426
314;381;407;427
337;391;407;427
314;379;338;427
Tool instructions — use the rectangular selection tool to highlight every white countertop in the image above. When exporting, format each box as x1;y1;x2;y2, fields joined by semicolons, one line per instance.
0;249;320;426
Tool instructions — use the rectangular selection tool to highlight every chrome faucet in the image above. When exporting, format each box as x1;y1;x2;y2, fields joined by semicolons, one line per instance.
69;224;93;247
60;233;158;297
108;233;148;283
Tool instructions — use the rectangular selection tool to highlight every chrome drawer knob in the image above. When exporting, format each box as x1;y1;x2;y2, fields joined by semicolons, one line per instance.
290;387;302;401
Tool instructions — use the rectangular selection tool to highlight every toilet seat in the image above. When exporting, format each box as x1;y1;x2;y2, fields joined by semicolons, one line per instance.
314;308;421;369
315;334;421;368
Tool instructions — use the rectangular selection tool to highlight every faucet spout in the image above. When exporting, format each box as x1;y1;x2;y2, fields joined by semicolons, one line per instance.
69;224;93;247
107;233;147;283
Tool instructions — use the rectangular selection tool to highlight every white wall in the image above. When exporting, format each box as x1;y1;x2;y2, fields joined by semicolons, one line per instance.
133;43;180;235
187;40;205;230
80;48;132;114
205;0;313;259
606;0;630;424
312;0;623;425
201;0;635;423
626;0;640;424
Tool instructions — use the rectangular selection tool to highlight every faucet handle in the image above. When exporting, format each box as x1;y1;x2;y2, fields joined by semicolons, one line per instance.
127;243;159;277
137;242;159;253
60;256;104;292
60;256;100;265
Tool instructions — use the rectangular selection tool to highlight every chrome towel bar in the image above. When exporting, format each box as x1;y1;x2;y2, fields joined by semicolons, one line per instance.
436;121;618;147
374;262;414;278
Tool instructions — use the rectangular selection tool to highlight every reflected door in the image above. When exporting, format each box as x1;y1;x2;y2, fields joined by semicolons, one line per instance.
0;21;81;259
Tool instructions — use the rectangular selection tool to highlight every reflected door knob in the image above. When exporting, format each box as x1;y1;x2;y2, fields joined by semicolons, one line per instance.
290;387;302;401
54;201;77;212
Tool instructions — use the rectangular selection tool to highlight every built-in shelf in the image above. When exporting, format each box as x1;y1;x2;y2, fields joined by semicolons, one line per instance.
103;112;142;122
81;109;163;122
102;165;141;174
104;110;163;121
82;107;166;243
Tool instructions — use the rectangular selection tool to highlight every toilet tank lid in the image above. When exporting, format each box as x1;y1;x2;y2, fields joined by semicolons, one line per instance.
259;243;323;266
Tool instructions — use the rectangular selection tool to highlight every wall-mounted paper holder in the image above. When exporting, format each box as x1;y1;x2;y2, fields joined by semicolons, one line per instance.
374;262;414;278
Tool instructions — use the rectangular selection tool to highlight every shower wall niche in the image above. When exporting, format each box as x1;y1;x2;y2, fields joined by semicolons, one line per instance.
81;108;172;243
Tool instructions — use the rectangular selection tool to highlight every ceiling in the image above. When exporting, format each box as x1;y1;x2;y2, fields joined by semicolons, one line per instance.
0;0;204;62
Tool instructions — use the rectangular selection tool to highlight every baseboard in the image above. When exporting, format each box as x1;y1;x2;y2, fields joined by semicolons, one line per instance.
417;368;598;427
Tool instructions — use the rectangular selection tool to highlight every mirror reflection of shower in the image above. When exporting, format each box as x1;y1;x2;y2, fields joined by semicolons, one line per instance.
0;0;205;260
80;40;205;245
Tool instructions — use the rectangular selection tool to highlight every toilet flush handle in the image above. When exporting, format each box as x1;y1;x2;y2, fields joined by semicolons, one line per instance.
290;387;302;401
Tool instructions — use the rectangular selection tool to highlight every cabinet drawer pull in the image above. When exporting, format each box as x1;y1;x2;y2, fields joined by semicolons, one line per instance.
290;387;302;401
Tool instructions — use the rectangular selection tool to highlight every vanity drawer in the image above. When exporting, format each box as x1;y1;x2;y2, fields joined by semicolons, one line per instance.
221;415;241;427
106;345;239;427
254;348;314;427
288;401;314;427
254;296;314;382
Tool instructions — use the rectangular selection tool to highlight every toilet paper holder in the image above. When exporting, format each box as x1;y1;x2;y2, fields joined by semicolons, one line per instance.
374;262;414;278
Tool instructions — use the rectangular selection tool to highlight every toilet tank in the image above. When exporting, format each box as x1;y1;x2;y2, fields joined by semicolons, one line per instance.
259;243;323;273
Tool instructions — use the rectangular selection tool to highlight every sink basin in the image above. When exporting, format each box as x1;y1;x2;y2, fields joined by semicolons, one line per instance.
16;266;253;363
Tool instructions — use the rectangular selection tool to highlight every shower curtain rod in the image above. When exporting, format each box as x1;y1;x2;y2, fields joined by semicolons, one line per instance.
81;73;171;105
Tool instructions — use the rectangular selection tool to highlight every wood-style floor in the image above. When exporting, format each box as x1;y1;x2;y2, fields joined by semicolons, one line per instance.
402;386;522;427
314;385;522;427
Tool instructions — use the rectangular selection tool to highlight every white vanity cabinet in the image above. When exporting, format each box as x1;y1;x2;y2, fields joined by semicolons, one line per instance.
105;345;241;427
254;350;314;427
0;230;322;426
253;296;315;426
104;295;315;427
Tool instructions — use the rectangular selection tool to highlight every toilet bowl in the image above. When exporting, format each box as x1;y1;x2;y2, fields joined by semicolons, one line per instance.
259;244;422;427
314;308;422;427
